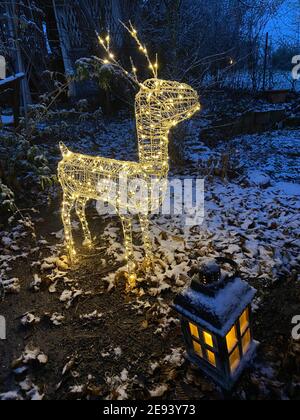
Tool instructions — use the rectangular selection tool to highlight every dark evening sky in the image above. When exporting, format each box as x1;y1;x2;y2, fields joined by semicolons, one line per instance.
266;0;300;45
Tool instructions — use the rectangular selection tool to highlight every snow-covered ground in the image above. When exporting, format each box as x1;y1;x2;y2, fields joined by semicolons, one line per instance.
84;119;300;293
0;113;299;400
272;71;300;92
1;115;14;125
1;114;299;307
157;128;299;286
209;70;300;92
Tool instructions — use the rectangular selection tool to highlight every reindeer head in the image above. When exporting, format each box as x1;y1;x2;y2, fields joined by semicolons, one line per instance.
98;25;200;134
139;79;200;128
98;22;200;151
135;78;200;166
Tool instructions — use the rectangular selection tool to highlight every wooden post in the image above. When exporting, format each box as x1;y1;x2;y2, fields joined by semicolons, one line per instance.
52;0;126;99
52;0;77;98
5;0;32;121
12;79;21;127
263;32;269;92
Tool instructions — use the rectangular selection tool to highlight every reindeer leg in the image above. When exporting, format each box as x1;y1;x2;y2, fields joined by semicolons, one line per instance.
139;214;154;268
120;215;136;290
75;197;92;248
62;192;77;263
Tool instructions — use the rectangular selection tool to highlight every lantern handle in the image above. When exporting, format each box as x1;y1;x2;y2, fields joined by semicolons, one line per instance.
215;257;239;280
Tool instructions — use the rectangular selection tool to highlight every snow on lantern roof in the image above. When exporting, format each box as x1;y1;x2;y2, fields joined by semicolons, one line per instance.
173;277;256;337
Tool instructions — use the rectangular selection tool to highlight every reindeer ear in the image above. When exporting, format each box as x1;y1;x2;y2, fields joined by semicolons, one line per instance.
59;142;70;156
139;82;151;93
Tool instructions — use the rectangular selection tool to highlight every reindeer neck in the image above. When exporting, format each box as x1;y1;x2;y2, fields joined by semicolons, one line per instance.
135;101;170;176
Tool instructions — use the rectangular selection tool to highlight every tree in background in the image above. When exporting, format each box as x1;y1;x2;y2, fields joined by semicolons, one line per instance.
127;0;284;90
0;0;286;106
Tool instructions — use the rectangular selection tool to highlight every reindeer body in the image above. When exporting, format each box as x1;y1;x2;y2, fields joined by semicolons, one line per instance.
58;78;200;289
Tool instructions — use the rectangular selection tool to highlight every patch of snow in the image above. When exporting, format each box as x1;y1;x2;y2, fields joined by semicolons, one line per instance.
21;313;41;326
69;385;84;394
50;313;65;326
14;346;48;367
30;274;42;292
271;182;300;196
114;347;122;358
79;310;103;321
149;384;168;398
2;278;20;294
0;391;23;400
248;170;271;188
163;348;185;367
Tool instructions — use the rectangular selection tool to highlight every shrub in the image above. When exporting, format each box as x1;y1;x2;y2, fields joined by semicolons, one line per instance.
0;130;54;222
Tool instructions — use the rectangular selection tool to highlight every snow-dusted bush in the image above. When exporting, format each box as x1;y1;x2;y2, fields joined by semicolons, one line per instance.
0;131;54;221
0;181;15;213
76;58;137;107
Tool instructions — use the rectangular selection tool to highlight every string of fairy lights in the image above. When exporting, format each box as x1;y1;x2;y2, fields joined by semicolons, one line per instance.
97;22;159;85
58;24;200;290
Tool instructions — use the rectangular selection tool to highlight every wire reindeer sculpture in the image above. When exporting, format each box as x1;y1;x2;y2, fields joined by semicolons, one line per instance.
58;23;200;290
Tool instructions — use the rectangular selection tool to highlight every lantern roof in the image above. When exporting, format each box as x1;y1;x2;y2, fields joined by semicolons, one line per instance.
173;277;256;337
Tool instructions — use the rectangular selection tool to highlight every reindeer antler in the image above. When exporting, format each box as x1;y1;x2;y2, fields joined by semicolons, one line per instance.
96;22;159;89
121;21;158;79
96;30;141;87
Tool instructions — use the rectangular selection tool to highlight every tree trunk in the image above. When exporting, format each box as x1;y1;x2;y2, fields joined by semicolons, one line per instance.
5;0;32;110
52;0;77;97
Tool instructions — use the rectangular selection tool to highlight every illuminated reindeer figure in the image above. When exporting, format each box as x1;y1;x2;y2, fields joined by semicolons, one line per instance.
58;25;200;289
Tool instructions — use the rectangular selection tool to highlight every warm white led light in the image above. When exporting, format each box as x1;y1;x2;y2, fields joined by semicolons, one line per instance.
58;28;200;290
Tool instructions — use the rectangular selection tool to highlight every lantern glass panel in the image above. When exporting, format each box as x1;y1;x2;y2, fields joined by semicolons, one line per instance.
240;308;249;335
207;350;217;367
229;346;240;373
226;325;238;353
189;322;199;339
203;331;214;348
193;340;203;358
242;329;251;354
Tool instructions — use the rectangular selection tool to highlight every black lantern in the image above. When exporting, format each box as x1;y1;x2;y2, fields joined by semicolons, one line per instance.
173;258;259;391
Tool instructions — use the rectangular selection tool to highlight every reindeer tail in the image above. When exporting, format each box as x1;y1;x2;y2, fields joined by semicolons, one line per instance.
59;142;70;157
